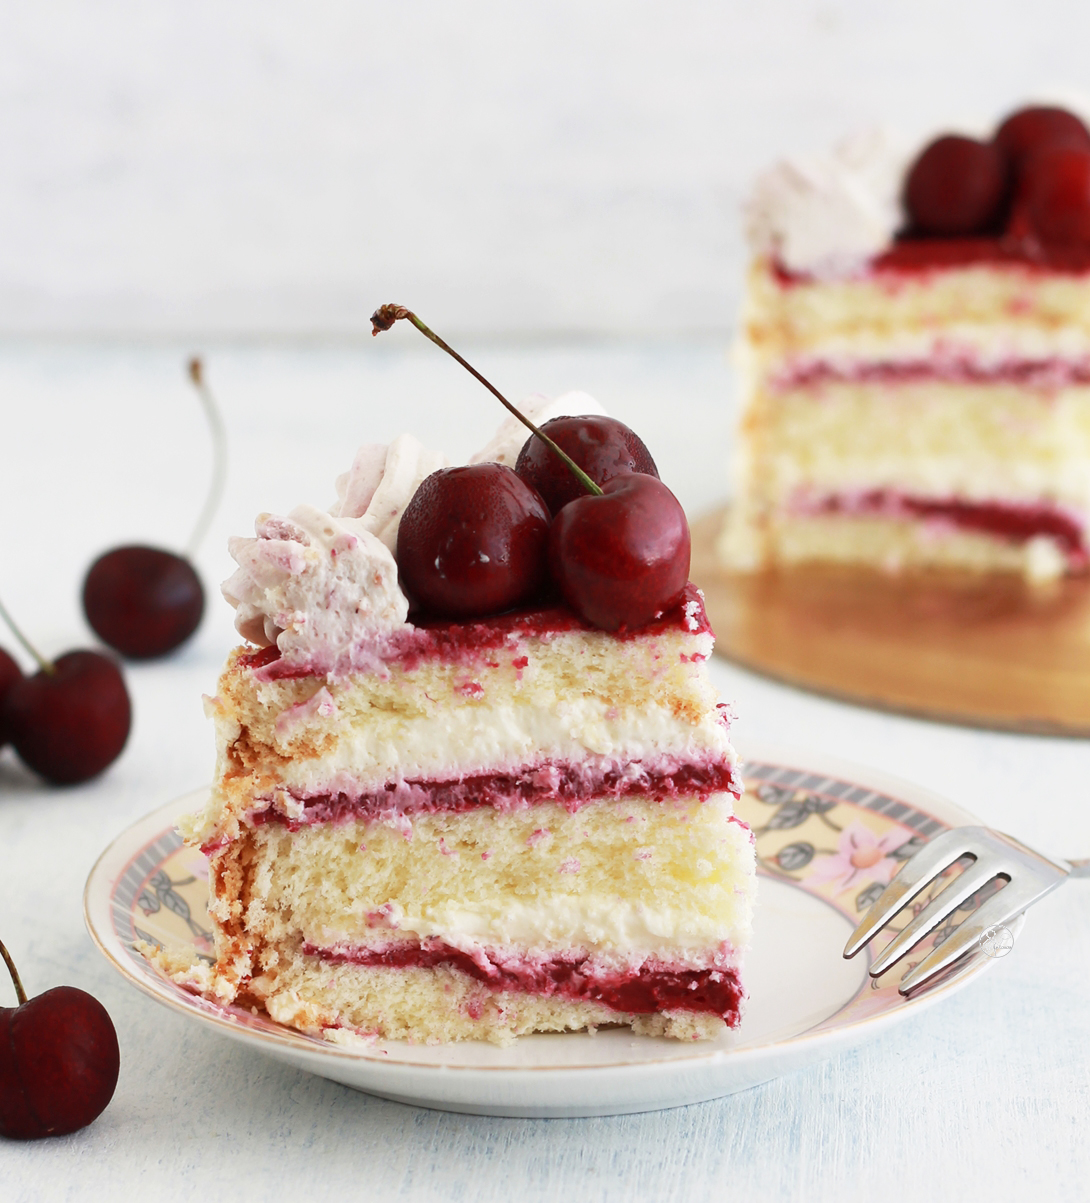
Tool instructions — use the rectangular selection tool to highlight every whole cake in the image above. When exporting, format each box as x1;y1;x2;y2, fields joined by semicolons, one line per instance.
721;106;1090;579
169;363;755;1046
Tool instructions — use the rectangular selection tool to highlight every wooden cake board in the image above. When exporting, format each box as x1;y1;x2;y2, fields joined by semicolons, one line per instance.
690;506;1090;736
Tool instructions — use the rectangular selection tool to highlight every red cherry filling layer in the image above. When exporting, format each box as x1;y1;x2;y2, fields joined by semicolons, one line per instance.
306;939;745;1023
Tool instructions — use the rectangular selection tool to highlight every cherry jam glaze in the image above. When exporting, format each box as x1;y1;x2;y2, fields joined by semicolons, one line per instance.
772;355;1090;391
801;489;1088;563
235;582;713;680
250;750;741;834
304;939;745;1022
772;237;1090;286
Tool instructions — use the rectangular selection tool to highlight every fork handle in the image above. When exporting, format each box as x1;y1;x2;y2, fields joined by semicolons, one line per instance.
1065;858;1090;878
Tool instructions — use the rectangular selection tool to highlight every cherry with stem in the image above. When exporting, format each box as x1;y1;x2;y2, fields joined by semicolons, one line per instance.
371;304;690;630
0;592;130;784
371;305;603;499
0;936;120;1139
82;357;228;659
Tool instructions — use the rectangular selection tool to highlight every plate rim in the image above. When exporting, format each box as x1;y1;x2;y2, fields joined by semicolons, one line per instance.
84;743;996;1081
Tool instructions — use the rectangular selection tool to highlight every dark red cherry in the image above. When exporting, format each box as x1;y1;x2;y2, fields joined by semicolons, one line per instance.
0;648;22;748
397;464;550;618
0;942;119;1139
515;415;659;515
903;135;1009;236
82;546;204;659
4;651;131;785
1021;145;1090;245
548;473;690;631
996;106;1090;167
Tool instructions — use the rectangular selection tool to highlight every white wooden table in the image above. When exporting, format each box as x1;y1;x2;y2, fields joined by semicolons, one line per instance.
2;341;1088;1201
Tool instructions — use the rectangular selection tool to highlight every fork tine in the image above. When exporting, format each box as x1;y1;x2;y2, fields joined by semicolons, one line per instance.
899;911;1028;997
867;854;1007;977
843;827;988;959
897;882;1043;993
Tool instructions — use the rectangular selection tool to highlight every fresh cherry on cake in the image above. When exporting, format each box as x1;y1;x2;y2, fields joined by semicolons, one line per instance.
372;303;692;630
1021;144;1090;245
0;598;130;784
903;135;1009;236
0;939;120;1140
397;464;550;618
514;415;659;515
81;357;225;659
996;105;1090;166
0;648;22;747
548;473;690;631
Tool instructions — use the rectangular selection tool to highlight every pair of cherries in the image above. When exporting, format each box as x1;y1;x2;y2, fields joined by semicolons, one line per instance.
0;360;220;787
396;414;690;632
903;104;1090;245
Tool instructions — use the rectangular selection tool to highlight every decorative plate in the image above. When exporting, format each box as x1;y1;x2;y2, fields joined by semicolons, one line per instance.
85;746;1008;1118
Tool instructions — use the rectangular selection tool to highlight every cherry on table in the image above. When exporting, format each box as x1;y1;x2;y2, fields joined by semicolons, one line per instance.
996;105;1090;167
903;135;1009;236
514;415;659;515
0;648;21;747
83;546;204;660
80;356;224;660
1022;145;1090;245
4;651;131;785
397;463;550;618
548;473;690;631
0;939;119;1140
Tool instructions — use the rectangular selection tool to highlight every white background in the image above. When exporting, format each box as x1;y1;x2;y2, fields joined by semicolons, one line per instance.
0;0;1089;338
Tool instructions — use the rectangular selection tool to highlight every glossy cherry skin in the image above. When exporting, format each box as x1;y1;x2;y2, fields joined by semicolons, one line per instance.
0;648;21;748
82;546;204;660
397;464;550;618
1022;145;1090;245
515;415;659;516
0;986;120;1139
996;106;1090;166
4;651;131;785
548;473;690;631
903;135;1009;236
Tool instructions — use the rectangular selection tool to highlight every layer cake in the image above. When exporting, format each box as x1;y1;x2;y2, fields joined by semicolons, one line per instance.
721;110;1090;579
169;395;755;1045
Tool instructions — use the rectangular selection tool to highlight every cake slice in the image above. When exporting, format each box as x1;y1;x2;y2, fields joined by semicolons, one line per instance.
172;390;754;1046
721;108;1090;580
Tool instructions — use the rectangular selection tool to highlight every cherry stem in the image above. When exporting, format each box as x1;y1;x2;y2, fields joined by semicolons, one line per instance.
0;593;54;675
370;305;603;497
185;357;229;561
0;938;28;1006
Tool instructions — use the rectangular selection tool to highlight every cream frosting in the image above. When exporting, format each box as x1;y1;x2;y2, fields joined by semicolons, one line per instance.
746;128;906;277
224;394;611;654
330;432;449;553
221;505;409;659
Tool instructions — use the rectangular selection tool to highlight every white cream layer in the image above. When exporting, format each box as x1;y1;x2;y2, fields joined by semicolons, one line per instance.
240;696;735;799
370;890;751;961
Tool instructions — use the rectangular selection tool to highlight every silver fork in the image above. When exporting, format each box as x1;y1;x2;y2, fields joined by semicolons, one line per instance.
843;827;1088;995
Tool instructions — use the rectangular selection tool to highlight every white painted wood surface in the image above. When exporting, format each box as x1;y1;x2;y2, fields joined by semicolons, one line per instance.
1;341;1088;1200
